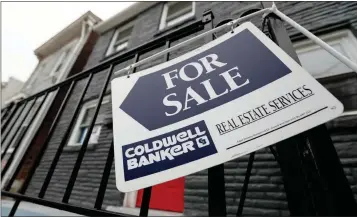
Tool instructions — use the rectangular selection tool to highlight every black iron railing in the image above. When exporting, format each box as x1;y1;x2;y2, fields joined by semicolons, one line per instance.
1;10;215;217
2;4;356;217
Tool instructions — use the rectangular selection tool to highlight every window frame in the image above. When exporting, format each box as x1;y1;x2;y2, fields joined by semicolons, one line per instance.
49;49;70;77
67;96;110;147
159;2;195;31
293;29;357;78
105;21;134;57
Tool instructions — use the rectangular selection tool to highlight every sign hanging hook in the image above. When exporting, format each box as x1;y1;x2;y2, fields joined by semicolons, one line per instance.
127;65;133;78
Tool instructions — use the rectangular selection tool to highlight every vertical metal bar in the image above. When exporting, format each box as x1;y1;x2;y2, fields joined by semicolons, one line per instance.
8;82;76;216
236;152;255;216
135;41;173;214
269;146;281;165
1;107;7;119
2;93;49;178
138;41;170;215
62;65;114;203
8;199;19;217
139;186;152;216
132;53;140;74
261;2;357;215
38;74;94;198
1;102;17;130
208;164;227;216
1;99;37;160
3;93;49;191
164;40;170;61
201;9;227;216
94;142;114;209
1;101;27;143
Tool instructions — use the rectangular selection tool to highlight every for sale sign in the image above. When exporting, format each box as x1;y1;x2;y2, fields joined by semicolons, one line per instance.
111;22;343;192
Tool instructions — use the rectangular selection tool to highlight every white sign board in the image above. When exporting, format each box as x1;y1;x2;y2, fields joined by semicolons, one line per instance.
111;22;343;192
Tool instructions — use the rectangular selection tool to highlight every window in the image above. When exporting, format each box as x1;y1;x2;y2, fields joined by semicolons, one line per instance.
67;96;110;146
159;2;195;31
294;29;357;78
50;49;70;77
106;23;134;56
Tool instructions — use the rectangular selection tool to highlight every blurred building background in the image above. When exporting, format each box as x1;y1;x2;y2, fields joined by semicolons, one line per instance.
1;77;24;108
2;11;101;193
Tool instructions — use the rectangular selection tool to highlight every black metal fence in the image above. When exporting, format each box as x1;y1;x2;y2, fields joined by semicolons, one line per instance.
0;10;218;217
1;5;356;217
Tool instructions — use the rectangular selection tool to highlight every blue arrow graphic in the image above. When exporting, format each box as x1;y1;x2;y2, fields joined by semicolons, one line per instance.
120;29;291;131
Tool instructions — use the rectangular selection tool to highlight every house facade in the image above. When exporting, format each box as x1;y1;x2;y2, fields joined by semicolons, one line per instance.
1;77;24;108
5;1;357;216
1;11;102;191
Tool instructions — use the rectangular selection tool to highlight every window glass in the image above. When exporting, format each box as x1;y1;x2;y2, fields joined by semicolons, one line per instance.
166;2;192;22
160;2;194;30
107;25;133;56
81;107;96;126
68;97;110;146
116;27;133;43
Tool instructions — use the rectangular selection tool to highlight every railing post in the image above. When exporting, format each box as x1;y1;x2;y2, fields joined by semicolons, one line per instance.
202;9;227;216
1;102;17;130
261;2;357;215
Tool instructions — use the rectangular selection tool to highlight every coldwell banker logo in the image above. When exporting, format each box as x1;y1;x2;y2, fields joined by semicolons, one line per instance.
122;121;217;181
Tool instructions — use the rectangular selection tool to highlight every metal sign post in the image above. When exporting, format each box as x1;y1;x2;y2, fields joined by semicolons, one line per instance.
261;2;357;215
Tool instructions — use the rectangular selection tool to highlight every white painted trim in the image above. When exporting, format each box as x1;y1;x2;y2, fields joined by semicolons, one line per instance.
106;206;184;216
67;96;110;146
34;11;101;57
49;49;68;77
159;2;195;31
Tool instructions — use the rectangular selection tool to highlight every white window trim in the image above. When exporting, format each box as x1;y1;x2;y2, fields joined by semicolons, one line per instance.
159;2;195;31
294;29;357;78
49;49;69;77
106;21;134;57
67;96;110;146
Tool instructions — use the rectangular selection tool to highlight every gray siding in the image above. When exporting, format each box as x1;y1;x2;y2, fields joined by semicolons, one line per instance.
27;1;357;216
22;38;80;96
